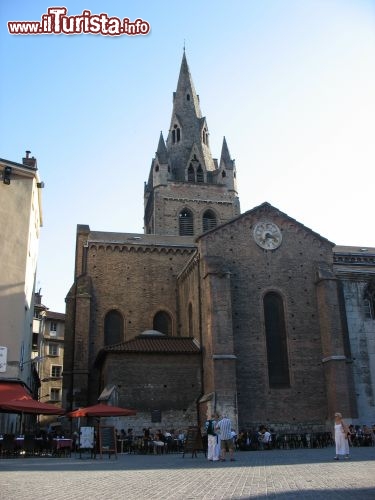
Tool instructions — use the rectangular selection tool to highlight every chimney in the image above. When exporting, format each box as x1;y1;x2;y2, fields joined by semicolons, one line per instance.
22;150;37;169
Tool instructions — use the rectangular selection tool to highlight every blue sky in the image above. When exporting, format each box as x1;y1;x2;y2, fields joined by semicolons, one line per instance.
1;0;374;313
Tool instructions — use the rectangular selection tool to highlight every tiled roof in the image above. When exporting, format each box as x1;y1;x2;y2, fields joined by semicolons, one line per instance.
46;311;65;320
103;336;200;354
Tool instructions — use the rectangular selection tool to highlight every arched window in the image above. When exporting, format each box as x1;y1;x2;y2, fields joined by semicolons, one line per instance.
179;208;194;235
196;165;204;183
364;279;375;319
203;210;217;232
153;311;172;335
263;292;290;388
221;170;226;178
187;164;195;182
172;124;181;144
202;127;209;145
188;303;193;337
104;310;124;346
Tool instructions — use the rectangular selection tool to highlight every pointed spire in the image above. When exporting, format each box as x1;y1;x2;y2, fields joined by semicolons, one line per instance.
174;51;202;119
220;137;233;168
156;131;168;163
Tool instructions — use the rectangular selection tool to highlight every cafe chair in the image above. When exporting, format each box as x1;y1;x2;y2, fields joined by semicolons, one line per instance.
23;434;36;457
1;434;17;458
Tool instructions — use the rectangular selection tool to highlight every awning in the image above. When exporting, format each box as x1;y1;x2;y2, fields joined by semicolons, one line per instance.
67;402;136;418
0;381;32;404
1;398;65;415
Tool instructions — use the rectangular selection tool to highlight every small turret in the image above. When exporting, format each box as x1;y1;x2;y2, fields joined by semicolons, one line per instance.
219;137;237;193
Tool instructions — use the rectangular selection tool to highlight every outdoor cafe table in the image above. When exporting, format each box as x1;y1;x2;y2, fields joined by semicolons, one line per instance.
0;437;72;455
53;438;72;450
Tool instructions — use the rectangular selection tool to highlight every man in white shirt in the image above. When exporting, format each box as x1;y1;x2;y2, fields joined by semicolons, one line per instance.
216;414;236;461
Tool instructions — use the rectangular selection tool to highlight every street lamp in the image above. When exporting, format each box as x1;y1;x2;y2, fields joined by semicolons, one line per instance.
19;355;45;371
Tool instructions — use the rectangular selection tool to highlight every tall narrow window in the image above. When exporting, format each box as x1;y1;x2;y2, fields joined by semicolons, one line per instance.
364;279;375;319
172;124;180;144
202;127;209;145
50;388;61;402
48;344;59;356
104;310;124;346
179;208;194;236
187;164;195;182
203;210;217;232
153;311;172;335
196;165;204;183
263;292;290;388
188;303;193;337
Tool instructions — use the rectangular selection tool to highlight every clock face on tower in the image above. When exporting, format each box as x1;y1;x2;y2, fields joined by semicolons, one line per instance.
253;221;282;250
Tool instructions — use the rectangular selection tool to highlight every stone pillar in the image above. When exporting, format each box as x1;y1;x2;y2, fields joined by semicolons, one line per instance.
63;274;92;411
201;256;238;427
316;264;357;421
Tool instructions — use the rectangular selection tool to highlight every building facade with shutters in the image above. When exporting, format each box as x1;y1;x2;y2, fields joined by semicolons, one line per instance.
63;53;375;434
0;154;44;433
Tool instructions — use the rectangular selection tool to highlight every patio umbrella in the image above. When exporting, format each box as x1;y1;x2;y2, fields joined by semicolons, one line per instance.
0;397;66;415
66;402;136;418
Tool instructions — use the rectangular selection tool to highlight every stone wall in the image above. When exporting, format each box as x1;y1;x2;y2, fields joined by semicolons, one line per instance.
196;206;337;431
340;279;375;424
101;352;201;433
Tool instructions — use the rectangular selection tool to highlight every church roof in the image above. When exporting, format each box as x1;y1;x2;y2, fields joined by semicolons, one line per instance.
86;231;196;248
101;336;200;355
196;201;335;246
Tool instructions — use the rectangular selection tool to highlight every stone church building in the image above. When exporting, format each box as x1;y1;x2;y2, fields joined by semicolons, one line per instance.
63;53;375;433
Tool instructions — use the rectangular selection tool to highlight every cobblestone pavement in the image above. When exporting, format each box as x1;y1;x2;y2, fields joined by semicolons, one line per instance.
1;446;374;499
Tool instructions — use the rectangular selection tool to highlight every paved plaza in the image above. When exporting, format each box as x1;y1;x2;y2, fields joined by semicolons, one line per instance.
1;446;374;499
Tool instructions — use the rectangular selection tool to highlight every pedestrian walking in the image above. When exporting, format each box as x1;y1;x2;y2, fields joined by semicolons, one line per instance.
205;414;220;461
333;412;350;460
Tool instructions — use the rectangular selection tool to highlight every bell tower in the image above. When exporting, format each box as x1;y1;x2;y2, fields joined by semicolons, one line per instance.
144;51;240;237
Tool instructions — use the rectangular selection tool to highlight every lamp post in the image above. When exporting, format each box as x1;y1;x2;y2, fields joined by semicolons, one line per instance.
19;355;45;371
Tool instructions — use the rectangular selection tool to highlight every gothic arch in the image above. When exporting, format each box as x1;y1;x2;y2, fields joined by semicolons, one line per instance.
187;164;195;182
196;165;204;183
104;309;124;346
202;209;218;233
179;207;194;236
263;291;290;388
153;310;172;335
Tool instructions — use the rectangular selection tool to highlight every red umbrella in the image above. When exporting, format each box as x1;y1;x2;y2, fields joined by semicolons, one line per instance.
66;402;136;418
0;397;66;415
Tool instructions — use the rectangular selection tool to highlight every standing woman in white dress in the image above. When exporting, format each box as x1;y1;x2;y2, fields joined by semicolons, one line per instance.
333;412;350;460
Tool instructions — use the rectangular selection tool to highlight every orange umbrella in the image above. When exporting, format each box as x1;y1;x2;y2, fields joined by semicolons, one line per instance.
67;402;136;418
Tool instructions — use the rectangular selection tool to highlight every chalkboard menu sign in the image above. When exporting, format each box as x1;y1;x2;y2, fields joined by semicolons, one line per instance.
182;427;205;458
98;426;117;459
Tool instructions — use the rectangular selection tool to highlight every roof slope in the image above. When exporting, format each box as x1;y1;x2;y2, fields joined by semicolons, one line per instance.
103;336;200;354
196;201;334;247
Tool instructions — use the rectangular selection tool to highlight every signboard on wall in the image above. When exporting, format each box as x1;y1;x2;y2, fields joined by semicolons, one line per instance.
79;426;95;449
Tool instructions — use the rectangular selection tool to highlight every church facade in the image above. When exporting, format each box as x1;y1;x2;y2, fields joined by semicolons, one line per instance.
63;53;375;433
